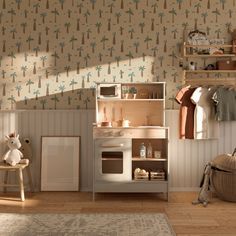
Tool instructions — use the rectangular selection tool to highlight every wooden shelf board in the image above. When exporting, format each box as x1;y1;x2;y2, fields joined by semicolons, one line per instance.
184;54;236;58
97;99;164;102
184;44;235;48
184;70;236;73
102;158;123;161
132;157;167;161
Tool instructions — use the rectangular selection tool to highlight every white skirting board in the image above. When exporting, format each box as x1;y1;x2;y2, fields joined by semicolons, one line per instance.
0;110;235;192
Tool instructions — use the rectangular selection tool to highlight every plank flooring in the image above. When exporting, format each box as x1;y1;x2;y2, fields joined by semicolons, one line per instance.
0;191;236;235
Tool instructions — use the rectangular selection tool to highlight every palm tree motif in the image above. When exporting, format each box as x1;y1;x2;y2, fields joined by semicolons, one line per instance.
164;40;167;52
24;9;28;18
59;42;65;53
76;62;80;74
21;66;27;77
7;95;16;110
120;70;124;79
96;65;102;77
194;3;201;14
69;36;77;50
163;70;167;79
201;12;208;24
40;56;47;67
108;3;114;13
64;66;71;77
126;52;133;66
33;46;40;57
101;36;108;49
38;76;42;88
77;89;83;100
151;3;157;13
164;0;167;9
220;0;226;10
98;9;103;18
40;12;47;24
156;32;159;44
2;70;6;79
2;26;6;36
212;8;220;23
26;36;34;50
132;0;140;9
169;51;177;66
54;28;60;39
70;79;77;92
229;9;233;18
78;3;83;13
142;53;146;62
55;72;60;82
151;47;158;57
77;18;80;31
82;76;85;88
226;23;232;33
77;47;83;57
115;56;121;67
59;84;65;96
86;29;92;39
10;72;17;83
46;83;50;96
8;8;16;23
182;22;189;31
26;79;34;93
2;83;6;96
87;72;92;83
139;66;145;77
169;8;177;23
90;0;96;10
158;12;164;24
126;8;134;23
51;52;59;66
33;90;40;100
10;28;16;39
120;26;124;35
51;95;59;109
59;0;65;9
172;29;178;39
121;0;124;9
51;8;59;23
84;54;90;67
0;56;2;66
84;10;90;23
158;56;164;67
215;29;221;39
15;84;22;97
67;53;72;62
115;12;121;24
20;22;27;33
83;97;90;109
133;42;140;53
128;28;135;39
8;52;16;66
168;95;176;109
142;9;146;18
33;3;40;13
95;22;101;33
108;47;114;57
15;0;22;9
45;70;50;79
194;19;198;30
144;36;152;49
0;12;3;24
108;63;111;74
128;72;135;82
172;72;178;83
65;22;71;33
185;9;190;18
163;26;167;35
90;42;96;53
68;96;72;105
40;99;47;109
15;42;21;53
98;53;103;62
176;0;183;9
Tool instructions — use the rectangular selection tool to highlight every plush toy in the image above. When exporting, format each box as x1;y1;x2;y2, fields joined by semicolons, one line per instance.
3;133;29;166
19;138;32;162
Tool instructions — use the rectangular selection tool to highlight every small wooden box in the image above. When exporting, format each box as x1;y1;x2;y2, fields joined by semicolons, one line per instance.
150;171;165;181
216;60;236;70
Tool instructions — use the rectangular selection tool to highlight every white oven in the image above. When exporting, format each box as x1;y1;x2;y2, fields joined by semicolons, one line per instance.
97;83;121;99
94;138;132;182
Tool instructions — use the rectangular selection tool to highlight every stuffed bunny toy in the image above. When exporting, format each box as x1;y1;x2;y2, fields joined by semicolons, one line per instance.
3;133;29;166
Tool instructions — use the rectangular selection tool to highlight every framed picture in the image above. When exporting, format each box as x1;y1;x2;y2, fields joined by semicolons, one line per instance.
41;136;80;191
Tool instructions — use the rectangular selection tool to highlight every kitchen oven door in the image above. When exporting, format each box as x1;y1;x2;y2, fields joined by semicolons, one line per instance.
94;138;132;182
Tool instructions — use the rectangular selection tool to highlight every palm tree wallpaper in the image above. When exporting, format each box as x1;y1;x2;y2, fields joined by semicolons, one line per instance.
0;0;235;110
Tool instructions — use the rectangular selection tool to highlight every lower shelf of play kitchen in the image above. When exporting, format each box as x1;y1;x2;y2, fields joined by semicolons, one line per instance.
93;180;168;193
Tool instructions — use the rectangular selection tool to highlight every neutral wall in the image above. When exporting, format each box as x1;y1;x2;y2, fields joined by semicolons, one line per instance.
1;110;235;192
1;0;236;110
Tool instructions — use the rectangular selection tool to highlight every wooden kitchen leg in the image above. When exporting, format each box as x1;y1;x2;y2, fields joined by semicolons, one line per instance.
3;171;8;193
18;168;25;202
26;167;34;192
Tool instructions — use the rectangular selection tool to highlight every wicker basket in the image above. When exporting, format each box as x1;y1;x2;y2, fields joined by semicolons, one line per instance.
211;152;236;202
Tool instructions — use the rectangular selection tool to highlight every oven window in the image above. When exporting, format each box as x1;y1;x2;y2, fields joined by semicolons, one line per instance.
102;151;123;174
100;86;116;96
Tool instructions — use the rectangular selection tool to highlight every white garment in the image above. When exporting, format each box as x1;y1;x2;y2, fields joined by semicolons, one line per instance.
191;87;219;139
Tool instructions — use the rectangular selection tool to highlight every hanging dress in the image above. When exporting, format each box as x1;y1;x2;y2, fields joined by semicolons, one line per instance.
191;87;219;139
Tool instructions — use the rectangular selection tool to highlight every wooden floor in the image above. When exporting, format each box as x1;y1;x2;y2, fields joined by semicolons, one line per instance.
0;191;236;235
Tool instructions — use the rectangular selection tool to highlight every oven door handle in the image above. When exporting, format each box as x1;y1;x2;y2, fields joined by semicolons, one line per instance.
100;144;124;148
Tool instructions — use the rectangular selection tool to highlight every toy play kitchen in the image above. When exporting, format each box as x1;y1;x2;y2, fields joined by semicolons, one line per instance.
93;82;169;200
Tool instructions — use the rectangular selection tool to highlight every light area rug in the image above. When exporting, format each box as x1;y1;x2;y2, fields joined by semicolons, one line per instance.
0;213;175;236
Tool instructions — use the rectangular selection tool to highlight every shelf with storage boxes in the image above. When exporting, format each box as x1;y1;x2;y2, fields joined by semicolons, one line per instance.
182;42;236;87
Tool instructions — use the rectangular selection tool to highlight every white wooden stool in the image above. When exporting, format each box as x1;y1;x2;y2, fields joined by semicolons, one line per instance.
0;162;34;201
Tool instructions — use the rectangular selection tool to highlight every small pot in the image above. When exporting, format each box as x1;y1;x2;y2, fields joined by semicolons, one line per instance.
101;121;112;127
116;119;130;127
